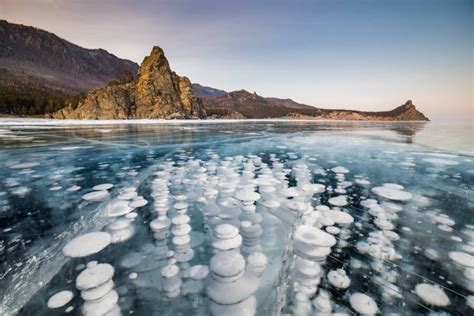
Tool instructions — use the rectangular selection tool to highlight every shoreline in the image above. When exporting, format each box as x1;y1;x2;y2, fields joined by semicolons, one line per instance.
0;118;430;126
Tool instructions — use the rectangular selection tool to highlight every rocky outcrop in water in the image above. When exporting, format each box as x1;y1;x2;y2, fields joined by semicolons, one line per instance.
53;46;206;119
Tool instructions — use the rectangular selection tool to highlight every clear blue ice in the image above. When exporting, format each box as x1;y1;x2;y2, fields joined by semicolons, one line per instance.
0;121;473;315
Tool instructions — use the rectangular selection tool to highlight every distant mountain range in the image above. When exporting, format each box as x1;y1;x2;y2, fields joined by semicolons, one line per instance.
192;85;428;121
0;20;429;121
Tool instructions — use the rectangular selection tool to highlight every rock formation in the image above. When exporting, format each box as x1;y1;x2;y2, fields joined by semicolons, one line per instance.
53;46;206;119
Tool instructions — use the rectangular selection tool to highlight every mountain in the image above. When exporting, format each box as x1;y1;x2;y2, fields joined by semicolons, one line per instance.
53;46;206;119
288;100;429;121
0;20;428;121
197;88;429;121
191;84;227;97
0;20;138;115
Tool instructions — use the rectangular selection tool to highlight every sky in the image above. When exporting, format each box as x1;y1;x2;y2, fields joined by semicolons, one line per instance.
1;0;472;120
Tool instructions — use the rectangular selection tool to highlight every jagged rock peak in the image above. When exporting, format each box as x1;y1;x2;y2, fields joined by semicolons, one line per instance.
403;100;414;107
138;46;168;78
52;45;206;119
389;100;429;121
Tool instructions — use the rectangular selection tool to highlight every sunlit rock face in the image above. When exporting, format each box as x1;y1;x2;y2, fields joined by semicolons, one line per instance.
53;46;206;119
0;122;472;315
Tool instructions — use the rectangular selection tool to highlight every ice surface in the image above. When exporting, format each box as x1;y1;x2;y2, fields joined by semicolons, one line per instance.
1;121;473;315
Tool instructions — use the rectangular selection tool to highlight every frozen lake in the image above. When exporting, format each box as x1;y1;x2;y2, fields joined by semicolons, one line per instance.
0;120;473;315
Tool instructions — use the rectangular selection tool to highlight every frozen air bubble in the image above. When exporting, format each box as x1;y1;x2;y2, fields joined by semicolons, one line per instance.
295;225;337;247
81;280;114;301
371;186;412;201
76;263;114;290
414;283;450;307
189;265;209;280
47;290;74;309
92;183;113;191
161;264;179;279
327;269;351;289
82;290;118;316
326;226;340;235
82;190;109;202
87;261;98;268
129;198;148;208
235;189;261;203
322;210;354;225
117;191;138;200
107;219;131;231
125;212;138;219
349;293;378;315
280;187;300;198
173;202;189;210
210;251;245;279
449;251;474;268
312;290;332;313
438;225;453;232
62;232;111;258
355;179;370;185
247;252;268;277
106;200;134;217
331;166;349;174
67;185;81;192
434;215;455;226
207;271;259;306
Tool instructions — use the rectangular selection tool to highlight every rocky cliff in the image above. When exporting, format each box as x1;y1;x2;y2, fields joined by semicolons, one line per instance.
53;46;206;119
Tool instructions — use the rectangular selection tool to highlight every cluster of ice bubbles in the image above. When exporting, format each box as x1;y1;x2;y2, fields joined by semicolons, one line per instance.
33;148;472;315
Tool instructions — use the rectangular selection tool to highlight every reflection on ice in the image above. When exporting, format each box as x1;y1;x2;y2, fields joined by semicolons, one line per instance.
0;121;473;315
